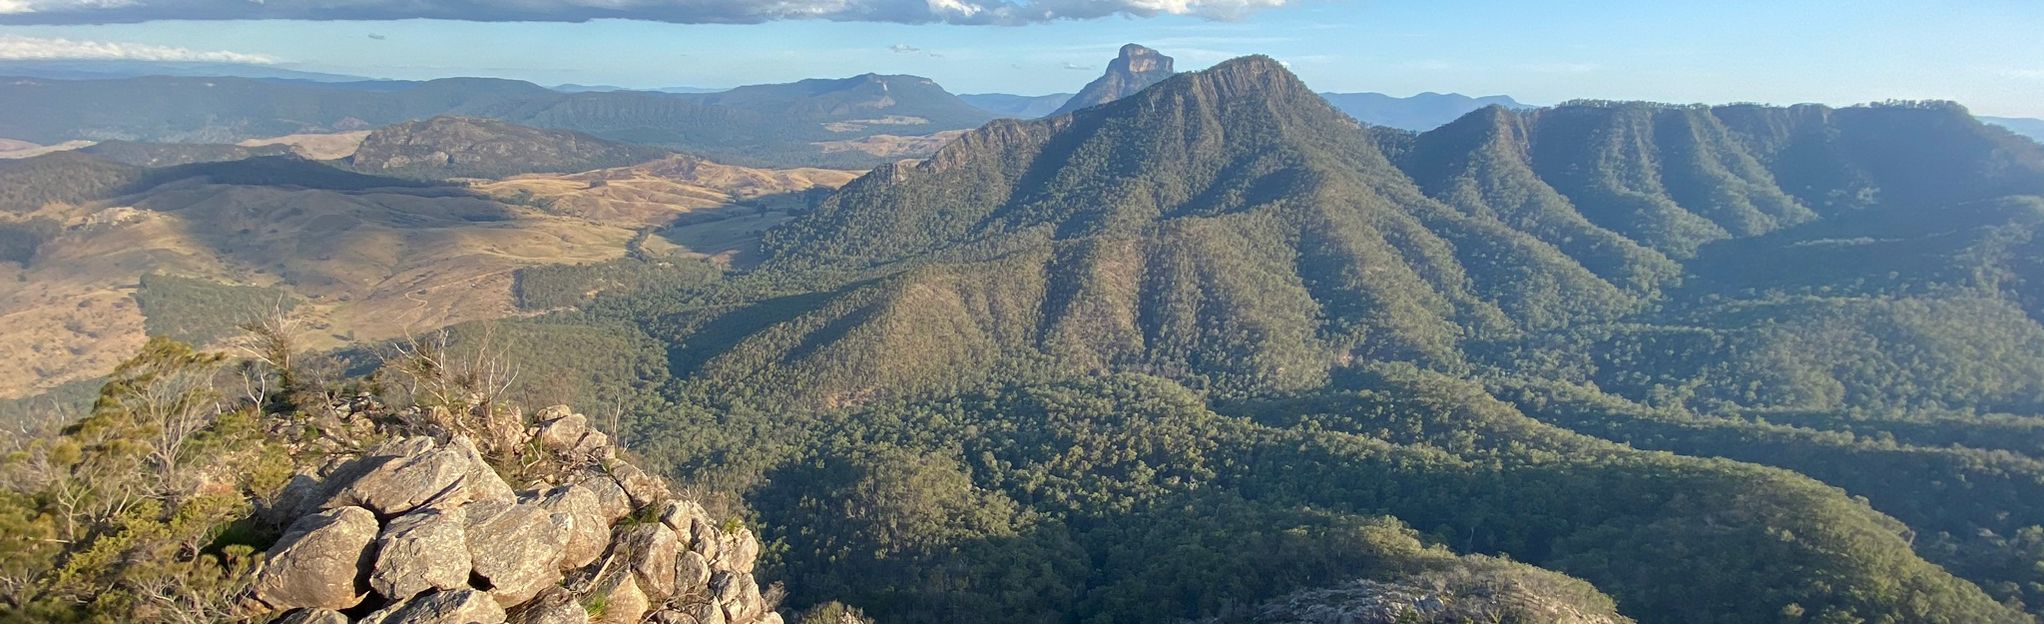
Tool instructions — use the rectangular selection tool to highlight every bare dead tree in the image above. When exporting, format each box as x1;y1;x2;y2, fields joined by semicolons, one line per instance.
233;300;299;409
382;323;525;459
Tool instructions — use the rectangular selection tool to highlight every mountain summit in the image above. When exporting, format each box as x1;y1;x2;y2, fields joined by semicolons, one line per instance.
1050;43;1178;116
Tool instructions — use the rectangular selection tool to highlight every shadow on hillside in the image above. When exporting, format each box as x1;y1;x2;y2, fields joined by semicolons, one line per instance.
119;155;465;197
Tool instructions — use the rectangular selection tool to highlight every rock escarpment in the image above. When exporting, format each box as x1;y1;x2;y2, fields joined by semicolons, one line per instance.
250;405;778;624
1050;43;1177;116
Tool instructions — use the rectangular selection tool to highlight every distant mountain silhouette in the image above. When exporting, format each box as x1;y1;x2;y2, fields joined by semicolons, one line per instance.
0;73;992;167
959;92;1073;118
1984;116;2044;143
1319;91;1528;131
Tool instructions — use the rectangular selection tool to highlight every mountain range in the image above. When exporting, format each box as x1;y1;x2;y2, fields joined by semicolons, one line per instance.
956;43;1528;132
486;56;2043;624
1986;116;2044;143
0;72;994;168
4;45;2044;624
0;59;371;82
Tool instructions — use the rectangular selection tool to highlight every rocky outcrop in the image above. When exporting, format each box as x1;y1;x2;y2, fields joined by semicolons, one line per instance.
253;506;381;611
369;507;471;600
255;405;784;624
1050;43;1177;116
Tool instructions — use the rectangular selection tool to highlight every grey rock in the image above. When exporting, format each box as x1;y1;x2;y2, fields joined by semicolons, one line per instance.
712;528;759;575
253;506;380;611
688;519;720;562
448;436;520;504
575;473;633;523
465;500;570;606
533;412;612;461
656;500;710;544
591;575;650;624
371;507;472;600
270;608;350;624
535;484;610;570
712;572;764;624
683;600;725;624
532;405;575;422
677;550;712;591
647;610;689;624
322;437;514;516
362;588;509;624
614;523;680;601
265;471;324;527
507;587;588;624
604;461;667;509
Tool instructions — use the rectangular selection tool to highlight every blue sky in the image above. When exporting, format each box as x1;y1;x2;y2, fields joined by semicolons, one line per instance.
1;0;2041;117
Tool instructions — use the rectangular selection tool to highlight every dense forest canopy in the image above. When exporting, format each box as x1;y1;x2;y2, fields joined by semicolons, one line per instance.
555;57;2044;624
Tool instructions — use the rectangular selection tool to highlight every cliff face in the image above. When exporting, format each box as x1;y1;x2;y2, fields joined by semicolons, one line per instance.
1050;44;1177;116
250;403;777;624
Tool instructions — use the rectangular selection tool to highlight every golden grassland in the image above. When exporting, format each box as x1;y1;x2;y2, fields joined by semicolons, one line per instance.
0;153;868;398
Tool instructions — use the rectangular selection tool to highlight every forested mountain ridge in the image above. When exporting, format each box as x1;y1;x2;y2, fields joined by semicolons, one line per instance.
478;55;2044;623
345;116;674;179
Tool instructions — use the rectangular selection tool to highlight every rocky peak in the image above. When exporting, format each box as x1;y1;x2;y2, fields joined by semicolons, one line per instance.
250;403;783;624
1050;43;1179;116
1171;55;1314;107
1112;43;1173;75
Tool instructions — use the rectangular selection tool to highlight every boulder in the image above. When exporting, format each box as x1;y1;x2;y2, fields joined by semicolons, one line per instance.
362;588;508;624
605;461;667;509
448;436;520;503
591;575;650;624
532;405;575;422
613;523;680;601
656;500;710;543
370;507;472;600
575;473;633;523
507;587;588;624
533;411;611;460
688;519;720;562
252;506;380;611
682;600;726;624
264;471;324;527
322;437;513;516
270;608;350;624
465;501;570;606
534;484;610;570
712;528;760;574
677;551;712;591
712;572;764;624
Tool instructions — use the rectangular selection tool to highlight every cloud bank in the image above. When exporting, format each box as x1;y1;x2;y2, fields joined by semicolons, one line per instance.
0;0;1291;24
0;34;276;62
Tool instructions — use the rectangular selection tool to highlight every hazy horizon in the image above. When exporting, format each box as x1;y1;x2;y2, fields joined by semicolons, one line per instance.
0;1;2039;118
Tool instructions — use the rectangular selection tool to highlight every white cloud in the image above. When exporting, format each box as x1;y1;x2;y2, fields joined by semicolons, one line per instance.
0;35;276;63
0;0;1299;25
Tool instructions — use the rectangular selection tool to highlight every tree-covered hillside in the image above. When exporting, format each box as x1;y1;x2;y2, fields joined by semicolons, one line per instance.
437;56;2044;624
12;53;2044;624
